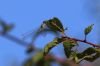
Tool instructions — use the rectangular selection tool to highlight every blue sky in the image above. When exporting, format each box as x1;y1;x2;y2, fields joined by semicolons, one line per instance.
0;0;99;66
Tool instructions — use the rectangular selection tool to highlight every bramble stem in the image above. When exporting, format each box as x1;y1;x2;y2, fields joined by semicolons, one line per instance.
63;36;100;48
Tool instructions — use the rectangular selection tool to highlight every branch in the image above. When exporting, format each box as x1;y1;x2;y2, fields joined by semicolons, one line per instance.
63;36;100;48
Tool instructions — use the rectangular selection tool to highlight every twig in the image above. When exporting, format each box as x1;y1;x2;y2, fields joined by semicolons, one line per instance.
63;36;100;48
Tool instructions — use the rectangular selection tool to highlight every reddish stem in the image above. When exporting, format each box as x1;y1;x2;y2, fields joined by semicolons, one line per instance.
63;36;100;48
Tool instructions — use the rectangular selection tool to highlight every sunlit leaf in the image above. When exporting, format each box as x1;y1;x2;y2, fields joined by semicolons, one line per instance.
84;52;100;62
71;52;80;64
94;48;100;52
77;47;100;62
44;38;62;55
77;47;96;59
84;24;94;36
23;51;44;66
63;39;78;58
52;17;64;32
23;17;65;43
81;47;96;55
84;48;100;62
44;17;64;33
32;52;44;63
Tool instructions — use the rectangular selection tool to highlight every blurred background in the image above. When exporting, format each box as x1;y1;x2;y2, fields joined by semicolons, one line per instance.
0;0;100;66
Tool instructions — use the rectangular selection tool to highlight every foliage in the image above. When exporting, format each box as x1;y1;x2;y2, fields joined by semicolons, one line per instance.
84;24;94;41
0;17;100;66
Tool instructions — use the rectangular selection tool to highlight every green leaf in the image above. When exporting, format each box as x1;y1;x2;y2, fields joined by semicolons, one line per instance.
43;38;62;55
23;51;44;66
94;48;100;52
84;52;100;62
81;47;96;55
32;52;44;63
84;48;100;62
74;56;79;63
29;17;64;43
77;47;96;59
84;24;94;36
52;17;64;31
69;51;80;63
63;39;77;58
77;47;100;62
44;17;64;33
63;39;78;49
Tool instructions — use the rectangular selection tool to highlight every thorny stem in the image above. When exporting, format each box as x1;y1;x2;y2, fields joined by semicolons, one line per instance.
63;36;100;48
51;21;100;48
48;21;100;65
